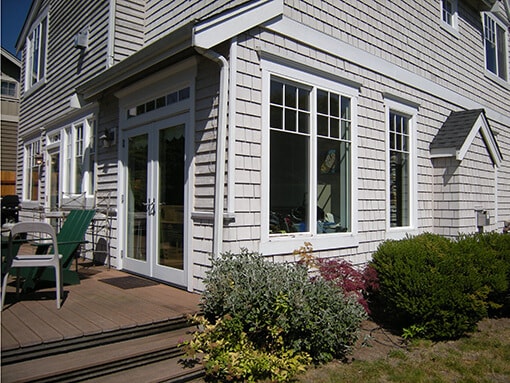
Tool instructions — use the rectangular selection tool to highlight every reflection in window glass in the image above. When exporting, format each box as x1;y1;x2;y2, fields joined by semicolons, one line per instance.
389;112;410;227
269;78;352;235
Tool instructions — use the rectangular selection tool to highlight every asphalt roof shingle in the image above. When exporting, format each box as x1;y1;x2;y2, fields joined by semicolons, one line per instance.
430;109;485;151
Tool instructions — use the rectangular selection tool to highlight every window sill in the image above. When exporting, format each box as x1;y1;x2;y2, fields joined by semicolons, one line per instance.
484;70;510;91
385;227;419;241
440;22;460;39
23;79;46;99
260;232;359;256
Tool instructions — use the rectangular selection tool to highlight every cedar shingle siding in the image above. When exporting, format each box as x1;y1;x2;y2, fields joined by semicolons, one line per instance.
17;0;510;291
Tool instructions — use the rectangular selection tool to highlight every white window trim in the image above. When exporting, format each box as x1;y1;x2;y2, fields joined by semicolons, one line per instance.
440;0;459;37
24;8;49;94
260;58;359;255
43;116;96;210
482;12;509;83
384;97;418;240
23;138;42;205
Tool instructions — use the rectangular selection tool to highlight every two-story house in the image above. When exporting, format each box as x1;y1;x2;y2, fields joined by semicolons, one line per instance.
16;0;510;292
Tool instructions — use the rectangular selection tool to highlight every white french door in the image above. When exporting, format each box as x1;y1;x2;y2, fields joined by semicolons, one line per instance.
122;115;187;286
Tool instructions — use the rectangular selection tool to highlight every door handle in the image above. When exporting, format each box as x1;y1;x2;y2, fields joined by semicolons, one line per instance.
149;198;156;216
142;199;156;216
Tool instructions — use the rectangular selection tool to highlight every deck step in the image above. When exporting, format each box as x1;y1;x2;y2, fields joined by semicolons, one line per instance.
1;316;191;365
1;324;203;383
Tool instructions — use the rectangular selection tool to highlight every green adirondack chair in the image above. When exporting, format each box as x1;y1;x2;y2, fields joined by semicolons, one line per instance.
18;209;95;290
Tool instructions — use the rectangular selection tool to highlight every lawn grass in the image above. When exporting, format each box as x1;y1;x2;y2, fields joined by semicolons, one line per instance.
296;318;510;383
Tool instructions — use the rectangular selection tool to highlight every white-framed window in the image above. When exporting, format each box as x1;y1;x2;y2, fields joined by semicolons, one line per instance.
62;119;95;196
261;59;359;254
385;98;418;238
25;11;48;91
43;117;95;207
440;0;458;30
1;80;17;97
24;139;42;201
483;13;508;81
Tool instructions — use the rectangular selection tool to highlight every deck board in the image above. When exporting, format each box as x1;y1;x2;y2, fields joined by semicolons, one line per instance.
1;263;201;353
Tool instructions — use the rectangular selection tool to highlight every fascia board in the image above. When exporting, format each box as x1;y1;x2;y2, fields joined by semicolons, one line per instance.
430;148;457;158
456;114;484;161
457;113;502;166
193;0;283;49
15;0;43;52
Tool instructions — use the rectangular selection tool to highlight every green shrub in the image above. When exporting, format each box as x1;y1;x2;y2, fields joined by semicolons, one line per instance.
200;249;366;364
370;233;508;340
182;314;311;382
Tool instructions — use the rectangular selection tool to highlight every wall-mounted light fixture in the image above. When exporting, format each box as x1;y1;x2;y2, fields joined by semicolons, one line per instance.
74;26;90;50
100;128;115;148
35;153;44;166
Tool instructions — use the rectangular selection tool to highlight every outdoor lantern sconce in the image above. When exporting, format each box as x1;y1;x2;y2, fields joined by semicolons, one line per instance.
100;128;115;148
35;154;44;166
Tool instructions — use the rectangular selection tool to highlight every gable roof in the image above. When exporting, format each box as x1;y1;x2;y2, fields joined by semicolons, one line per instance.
430;109;502;166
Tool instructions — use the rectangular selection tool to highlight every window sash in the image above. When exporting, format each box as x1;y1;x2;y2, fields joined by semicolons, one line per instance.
25;141;41;201
484;13;508;81
389;112;410;228
26;15;47;89
269;78;352;236
1;81;17;97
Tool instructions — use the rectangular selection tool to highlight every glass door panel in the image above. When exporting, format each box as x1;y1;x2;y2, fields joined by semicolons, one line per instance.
158;125;185;270
49;152;60;210
127;133;148;262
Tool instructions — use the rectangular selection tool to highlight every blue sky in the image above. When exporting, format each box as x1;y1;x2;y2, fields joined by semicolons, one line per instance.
1;0;32;57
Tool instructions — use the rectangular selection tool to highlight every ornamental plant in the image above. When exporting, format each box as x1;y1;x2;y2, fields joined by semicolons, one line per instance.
295;242;379;314
370;232;509;340
183;249;366;381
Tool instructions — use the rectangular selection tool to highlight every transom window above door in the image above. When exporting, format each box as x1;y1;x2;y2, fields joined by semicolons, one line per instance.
127;86;190;119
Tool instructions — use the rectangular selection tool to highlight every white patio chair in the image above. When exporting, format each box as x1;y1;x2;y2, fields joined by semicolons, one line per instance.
1;222;63;310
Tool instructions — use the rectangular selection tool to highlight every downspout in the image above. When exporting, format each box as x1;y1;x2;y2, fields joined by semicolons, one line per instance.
106;0;116;68
227;38;238;215
195;47;229;257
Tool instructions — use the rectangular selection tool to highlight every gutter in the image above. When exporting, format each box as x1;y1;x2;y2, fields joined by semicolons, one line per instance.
194;47;230;257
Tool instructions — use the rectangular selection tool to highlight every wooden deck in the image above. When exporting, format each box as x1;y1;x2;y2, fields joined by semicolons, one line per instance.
1;261;201;354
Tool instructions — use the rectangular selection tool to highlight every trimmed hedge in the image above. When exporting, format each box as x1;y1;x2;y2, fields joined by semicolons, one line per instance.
369;232;509;340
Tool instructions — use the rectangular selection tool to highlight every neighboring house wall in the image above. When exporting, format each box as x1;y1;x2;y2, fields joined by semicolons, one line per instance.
1;49;21;196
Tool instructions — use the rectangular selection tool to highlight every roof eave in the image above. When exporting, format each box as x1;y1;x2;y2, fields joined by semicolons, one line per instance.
77;23;194;101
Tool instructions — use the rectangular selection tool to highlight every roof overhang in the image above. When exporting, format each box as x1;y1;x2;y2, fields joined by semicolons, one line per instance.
192;0;283;49
463;0;498;11
78;0;283;101
77;23;194;101
15;0;44;53
430;110;503;167
1;47;21;67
